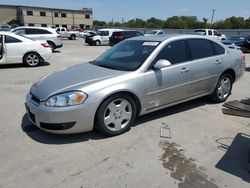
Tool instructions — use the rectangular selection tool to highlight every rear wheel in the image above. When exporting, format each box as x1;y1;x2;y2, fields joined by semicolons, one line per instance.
95;94;137;136
47;42;55;52
69;35;76;40
23;52;43;67
211;74;233;102
95;40;101;46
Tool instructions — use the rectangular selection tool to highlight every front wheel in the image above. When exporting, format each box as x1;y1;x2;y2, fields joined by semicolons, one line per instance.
95;94;137;136
23;52;43;67
211;74;233;103
95;40;101;46
69;35;76;40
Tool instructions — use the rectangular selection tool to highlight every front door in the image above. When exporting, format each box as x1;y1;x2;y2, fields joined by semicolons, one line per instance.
144;40;193;110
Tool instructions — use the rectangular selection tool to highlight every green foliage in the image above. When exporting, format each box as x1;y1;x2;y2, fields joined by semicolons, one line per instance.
93;16;250;29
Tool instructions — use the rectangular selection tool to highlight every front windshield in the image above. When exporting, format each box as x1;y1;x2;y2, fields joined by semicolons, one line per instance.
91;40;160;71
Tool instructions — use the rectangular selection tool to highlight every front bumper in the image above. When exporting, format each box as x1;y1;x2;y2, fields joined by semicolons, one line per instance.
25;93;96;134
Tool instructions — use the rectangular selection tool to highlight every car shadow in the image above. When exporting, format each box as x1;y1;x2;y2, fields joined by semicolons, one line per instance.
0;62;50;69
216;133;250;183
21;97;211;145
134;97;210;126
53;50;61;53
21;114;106;145
245;67;250;72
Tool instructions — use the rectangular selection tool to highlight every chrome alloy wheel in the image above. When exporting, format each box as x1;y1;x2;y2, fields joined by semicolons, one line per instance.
217;76;232;100
26;54;40;66
103;98;132;131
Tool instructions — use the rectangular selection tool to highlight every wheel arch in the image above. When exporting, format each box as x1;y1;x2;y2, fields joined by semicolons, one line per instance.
94;90;142;128
221;68;236;83
22;51;43;62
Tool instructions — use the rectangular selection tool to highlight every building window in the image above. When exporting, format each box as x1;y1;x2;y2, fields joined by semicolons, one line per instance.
40;12;46;17
62;24;67;29
61;13;67;18
41;24;47;27
55;24;60;27
54;12;59;17
85;14;90;19
27;11;33;16
85;25;91;29
28;23;35;26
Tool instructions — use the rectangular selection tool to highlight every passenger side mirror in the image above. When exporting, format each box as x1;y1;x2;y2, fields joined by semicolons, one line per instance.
153;59;172;70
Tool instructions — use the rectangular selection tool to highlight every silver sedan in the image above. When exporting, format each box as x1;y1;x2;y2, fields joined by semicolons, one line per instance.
25;35;246;136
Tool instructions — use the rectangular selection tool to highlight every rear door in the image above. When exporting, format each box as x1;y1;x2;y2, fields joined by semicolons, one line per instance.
4;34;24;63
187;39;225;96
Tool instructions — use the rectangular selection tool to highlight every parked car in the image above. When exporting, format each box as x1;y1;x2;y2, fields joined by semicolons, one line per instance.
25;35;245;136
194;29;226;40
222;35;250;53
79;30;96;38
85;28;124;46
55;27;80;40
109;30;144;46
144;30;164;36
0;32;52;67
12;26;63;51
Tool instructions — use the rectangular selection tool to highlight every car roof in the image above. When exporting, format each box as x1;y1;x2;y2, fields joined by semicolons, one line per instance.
128;34;214;42
13;26;56;32
0;31;33;41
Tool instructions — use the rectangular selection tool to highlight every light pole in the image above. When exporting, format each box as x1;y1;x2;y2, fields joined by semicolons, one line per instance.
211;9;216;24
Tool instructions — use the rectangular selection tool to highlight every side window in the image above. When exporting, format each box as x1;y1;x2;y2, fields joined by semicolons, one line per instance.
14;29;26;36
188;39;214;60
213;30;219;36
5;35;22;43
212;41;225;55
158;31;164;35
208;30;212;36
135;32;143;36
154;40;187;64
26;29;51;35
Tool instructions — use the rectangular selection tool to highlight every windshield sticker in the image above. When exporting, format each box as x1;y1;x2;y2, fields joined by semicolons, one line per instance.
143;42;159;46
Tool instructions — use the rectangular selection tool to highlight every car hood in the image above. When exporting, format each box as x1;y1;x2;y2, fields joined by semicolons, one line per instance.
30;63;126;101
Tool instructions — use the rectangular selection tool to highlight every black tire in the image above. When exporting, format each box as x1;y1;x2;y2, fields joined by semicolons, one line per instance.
242;46;249;53
95;94;137;136
95;40;101;46
211;74;233;103
69;35;76;40
47;42;55;52
23;52;43;67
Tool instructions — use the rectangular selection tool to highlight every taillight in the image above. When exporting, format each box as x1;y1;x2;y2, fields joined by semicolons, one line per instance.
57;35;62;39
115;35;124;40
41;43;50;48
242;53;246;62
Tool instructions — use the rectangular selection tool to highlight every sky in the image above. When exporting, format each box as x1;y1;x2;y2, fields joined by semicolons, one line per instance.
0;0;250;23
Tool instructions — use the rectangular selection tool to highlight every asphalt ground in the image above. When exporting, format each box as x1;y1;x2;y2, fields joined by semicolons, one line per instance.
0;39;250;188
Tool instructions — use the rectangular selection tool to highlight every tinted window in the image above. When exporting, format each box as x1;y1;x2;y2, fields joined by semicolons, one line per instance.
26;28;51;35
41;24;47;27
54;13;59;17
14;29;26;35
188;39;214;60
27;11;33;16
85;14;90;19
61;13;67;18
5;35;22;43
135;32;143;36
208;30;212;35
154;40;187;64
40;12;46;16
213;31;219;36
212;42;225;55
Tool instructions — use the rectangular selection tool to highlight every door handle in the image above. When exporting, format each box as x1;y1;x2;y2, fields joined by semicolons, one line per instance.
180;67;190;73
215;60;222;64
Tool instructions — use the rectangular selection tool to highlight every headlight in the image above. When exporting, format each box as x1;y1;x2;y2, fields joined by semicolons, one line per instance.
45;91;87;107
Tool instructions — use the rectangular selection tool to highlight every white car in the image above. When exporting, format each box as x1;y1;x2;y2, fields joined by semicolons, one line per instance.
0;32;52;67
79;30;96;38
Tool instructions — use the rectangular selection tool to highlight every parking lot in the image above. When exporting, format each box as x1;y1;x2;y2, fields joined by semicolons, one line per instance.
0;39;250;188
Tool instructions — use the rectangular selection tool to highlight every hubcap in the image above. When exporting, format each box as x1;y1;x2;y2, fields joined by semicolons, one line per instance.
26;54;39;66
217;77;231;100
104;99;132;131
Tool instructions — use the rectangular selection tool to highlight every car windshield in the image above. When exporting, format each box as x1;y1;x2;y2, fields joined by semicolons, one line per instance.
149;31;158;35
228;36;245;40
91;40;160;71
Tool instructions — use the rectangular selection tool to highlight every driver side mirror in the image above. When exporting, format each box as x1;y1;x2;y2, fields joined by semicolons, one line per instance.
153;59;172;70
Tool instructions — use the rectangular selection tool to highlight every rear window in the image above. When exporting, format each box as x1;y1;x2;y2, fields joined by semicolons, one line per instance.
5;35;22;43
212;42;225;55
188;39;214;60
26;28;52;35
